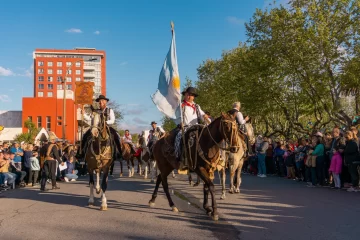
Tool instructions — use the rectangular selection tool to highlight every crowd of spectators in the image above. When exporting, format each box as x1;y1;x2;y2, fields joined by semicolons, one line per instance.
0;140;84;194
244;126;360;192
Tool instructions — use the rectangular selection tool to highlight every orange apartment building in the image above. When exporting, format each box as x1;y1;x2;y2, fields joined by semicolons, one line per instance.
22;48;106;143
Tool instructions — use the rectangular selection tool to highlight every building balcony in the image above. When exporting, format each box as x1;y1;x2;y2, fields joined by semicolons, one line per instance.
83;72;95;78
83;65;95;71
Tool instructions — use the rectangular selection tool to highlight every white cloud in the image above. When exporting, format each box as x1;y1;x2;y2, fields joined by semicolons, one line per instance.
226;16;245;26
119;122;148;134
94;30;100;35
0;94;11;102
17;64;33;78
65;28;83;33
0;66;14;76
120;61;128;66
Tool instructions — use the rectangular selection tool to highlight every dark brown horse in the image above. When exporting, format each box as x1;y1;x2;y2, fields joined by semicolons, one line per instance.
86;111;114;210
149;112;239;220
120;141;136;177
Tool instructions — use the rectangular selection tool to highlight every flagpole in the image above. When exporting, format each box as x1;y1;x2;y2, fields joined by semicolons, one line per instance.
171;21;188;171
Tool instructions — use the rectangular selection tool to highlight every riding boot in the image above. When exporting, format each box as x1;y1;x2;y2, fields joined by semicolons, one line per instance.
78;130;91;158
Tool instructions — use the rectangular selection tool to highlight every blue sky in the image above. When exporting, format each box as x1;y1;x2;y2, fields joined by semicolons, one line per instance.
0;0;286;133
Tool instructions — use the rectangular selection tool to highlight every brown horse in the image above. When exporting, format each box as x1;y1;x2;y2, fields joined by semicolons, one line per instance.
120;141;136;177
86;111;114;210
149;112;239;221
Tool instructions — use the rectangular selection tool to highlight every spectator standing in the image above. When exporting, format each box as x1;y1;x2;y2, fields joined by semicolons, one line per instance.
23;144;34;186
343;131;360;192
284;145;296;179
29;151;40;187
10;142;23;166
329;146;342;189
257;137;269;178
265;139;274;175
309;133;325;187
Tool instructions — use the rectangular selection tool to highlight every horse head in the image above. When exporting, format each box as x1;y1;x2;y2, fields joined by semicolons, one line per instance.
91;111;108;140
220;112;240;153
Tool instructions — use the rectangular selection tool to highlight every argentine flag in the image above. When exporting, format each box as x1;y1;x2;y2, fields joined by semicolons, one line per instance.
151;27;181;124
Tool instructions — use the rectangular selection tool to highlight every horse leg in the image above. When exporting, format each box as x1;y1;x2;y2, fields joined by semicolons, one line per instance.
235;159;244;193
95;170;101;194
220;168;226;200
188;172;193;186
100;165;110;211
149;173;162;207
172;170;176;178
131;159;135;176
194;168;211;215
119;160;123;177
196;167;219;220
144;160;148;179
139;158;143;176
229;163;235;194
88;171;95;206
160;170;178;212
127;160;131;177
150;161;157;183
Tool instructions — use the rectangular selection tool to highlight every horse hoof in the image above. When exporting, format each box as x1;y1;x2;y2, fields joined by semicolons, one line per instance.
206;211;212;216
235;189;240;193
96;190;101;195
212;214;219;221
100;206;108;211
150;179;155;183
120;173;123;177
172;206;179;212
88;202;94;206
220;194;226;200
149;201;155;208
193;183;199;187
229;190;234;194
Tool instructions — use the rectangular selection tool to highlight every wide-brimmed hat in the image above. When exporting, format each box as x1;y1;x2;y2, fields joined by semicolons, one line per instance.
151;121;157;125
182;87;198;97
96;95;109;102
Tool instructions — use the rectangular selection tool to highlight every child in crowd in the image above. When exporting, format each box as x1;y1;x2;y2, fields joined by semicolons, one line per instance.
64;156;78;182
29;151;40;187
284;145;296;179
329;146;342;189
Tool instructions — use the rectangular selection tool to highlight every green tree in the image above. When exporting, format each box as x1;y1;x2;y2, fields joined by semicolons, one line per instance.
162;116;177;132
14;120;40;143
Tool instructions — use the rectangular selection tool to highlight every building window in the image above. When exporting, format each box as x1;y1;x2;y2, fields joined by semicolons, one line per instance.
46;116;51;131
47;69;53;74
66;62;71;67
76;77;81;81
66;77;72;82
57;62;62;67
76;70;81;75
38;84;44;89
37;116;42;128
48;62;53;67
38;76;44;82
67;69;72;75
57;69;62;74
66;85;72;90
38;61;44;66
47;92;53;97
76;62;81;67
48;84;53;90
57;76;62;82
48;76;53;82
57;116;62;126
38;92;43;97
57;85;63;90
38;69;44;74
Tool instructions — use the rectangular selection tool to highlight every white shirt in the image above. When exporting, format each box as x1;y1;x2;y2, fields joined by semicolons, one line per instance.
84;107;115;125
235;110;246;125
148;126;165;141
182;101;209;126
122;134;132;143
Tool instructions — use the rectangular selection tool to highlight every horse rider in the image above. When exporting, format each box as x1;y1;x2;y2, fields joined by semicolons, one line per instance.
174;87;210;167
122;130;137;154
147;121;165;158
231;101;253;156
40;133;63;191
79;94;122;158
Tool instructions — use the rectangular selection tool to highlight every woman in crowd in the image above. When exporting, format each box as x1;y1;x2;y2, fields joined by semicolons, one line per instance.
343;131;360;192
329;146;342;189
23;143;33;186
309;133;325;187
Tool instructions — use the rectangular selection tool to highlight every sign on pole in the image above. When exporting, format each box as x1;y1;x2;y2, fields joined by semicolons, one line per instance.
75;82;95;105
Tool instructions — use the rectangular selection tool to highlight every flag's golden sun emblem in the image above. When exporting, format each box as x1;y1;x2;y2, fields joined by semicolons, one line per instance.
0;125;4;131
172;75;180;89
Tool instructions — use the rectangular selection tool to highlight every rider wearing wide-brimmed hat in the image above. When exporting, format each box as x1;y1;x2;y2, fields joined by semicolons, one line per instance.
147;121;165;158
174;87;210;165
79;94;122;158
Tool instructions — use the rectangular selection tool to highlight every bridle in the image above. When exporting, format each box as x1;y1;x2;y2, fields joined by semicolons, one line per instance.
204;117;240;152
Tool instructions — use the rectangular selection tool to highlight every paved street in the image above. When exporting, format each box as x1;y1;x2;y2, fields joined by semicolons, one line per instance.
1;162;360;240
